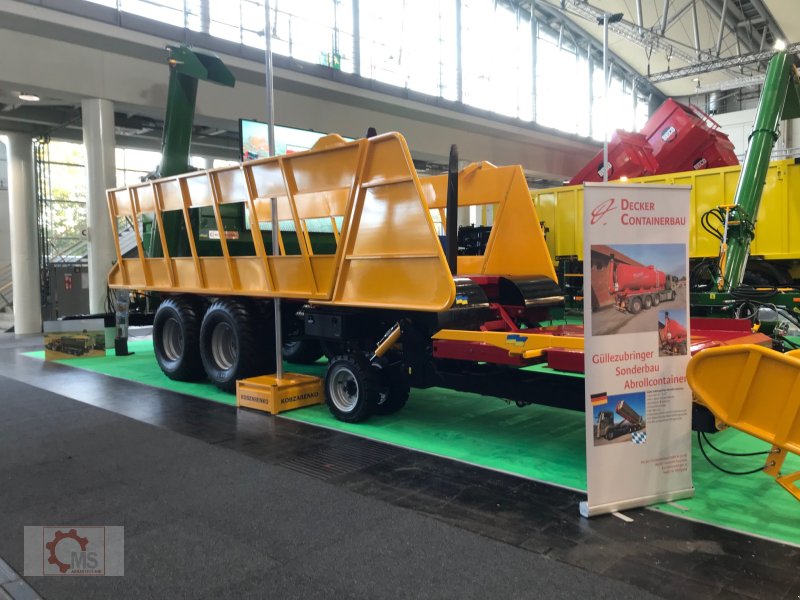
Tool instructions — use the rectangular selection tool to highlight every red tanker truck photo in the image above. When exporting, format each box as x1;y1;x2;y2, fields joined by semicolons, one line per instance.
609;254;678;314
658;311;688;355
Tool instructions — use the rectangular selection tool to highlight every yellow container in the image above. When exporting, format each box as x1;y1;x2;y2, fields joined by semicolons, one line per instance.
532;158;799;262
236;373;324;415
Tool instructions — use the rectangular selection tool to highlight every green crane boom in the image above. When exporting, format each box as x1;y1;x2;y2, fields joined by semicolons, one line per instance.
717;51;800;291
151;45;235;257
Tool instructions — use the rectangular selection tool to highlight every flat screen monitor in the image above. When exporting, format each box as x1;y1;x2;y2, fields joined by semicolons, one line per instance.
238;119;352;161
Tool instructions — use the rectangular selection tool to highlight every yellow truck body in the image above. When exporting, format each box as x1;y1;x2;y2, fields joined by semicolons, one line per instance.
532;158;800;263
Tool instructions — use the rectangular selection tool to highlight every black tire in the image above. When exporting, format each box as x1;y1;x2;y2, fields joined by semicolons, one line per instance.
324;354;380;423
372;363;410;416
153;296;205;382
199;298;276;392
643;295;653;309
652;294;661;306
606;430;615;441
628;296;643;314
282;339;324;364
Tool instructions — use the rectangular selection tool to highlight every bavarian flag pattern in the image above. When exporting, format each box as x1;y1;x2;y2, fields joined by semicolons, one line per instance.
631;431;647;445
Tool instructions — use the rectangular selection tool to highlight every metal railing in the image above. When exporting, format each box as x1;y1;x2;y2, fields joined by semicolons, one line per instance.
0;264;12;311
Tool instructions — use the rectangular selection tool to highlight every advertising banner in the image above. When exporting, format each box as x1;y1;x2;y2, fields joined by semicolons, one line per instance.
581;183;694;517
43;318;106;361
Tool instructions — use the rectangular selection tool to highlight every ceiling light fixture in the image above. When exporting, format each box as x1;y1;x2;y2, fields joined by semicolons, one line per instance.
774;39;787;51
18;93;40;102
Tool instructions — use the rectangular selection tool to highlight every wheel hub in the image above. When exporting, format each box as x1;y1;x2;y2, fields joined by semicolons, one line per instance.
329;366;359;413
210;322;237;370
162;317;183;361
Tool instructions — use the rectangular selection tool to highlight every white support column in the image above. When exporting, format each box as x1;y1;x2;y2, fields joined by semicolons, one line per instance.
82;98;117;314
7;133;41;334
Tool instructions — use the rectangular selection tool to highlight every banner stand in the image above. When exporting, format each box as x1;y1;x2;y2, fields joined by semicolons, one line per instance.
582;183;694;518
579;486;695;518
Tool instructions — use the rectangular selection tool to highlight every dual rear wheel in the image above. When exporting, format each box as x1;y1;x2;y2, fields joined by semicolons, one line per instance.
154;296;410;422
153;296;276;392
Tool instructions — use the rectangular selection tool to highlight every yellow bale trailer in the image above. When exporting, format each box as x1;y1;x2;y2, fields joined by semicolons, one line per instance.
107;132;582;422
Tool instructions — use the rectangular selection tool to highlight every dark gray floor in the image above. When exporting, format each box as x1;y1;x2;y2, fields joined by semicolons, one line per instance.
2;332;799;599
0;375;656;600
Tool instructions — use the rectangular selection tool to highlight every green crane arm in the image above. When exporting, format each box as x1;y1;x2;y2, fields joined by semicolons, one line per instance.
151;45;235;258
159;45;235;177
718;51;800;291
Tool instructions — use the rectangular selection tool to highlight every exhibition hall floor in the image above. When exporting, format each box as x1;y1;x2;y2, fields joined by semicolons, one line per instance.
1;334;798;598
24;339;800;547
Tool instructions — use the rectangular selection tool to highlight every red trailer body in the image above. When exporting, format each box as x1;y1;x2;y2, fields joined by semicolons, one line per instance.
568;130;659;184
639;99;739;174
691;129;739;170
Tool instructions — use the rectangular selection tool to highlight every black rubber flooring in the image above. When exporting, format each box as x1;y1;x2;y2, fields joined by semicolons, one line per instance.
0;334;798;599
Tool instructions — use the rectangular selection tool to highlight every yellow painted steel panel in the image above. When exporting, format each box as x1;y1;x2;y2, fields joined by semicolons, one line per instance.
232;257;269;292
361;137;413;184
122;260;145;287
422;162;515;208
553;188;581;260
291;143;359;193
350;183;441;257
309;256;337;292
457;256;483;274
254;196;293;221
158;179;184;212
687;344;800;455
200;258;233;289
146;259;172;287
174;258;201;289
107;263;123;286
249;161;287;199
110;191;133;217
270;257;324;298
483;171;557;281
184;173;214;207
333;259;455;311
136;185;157;213
751;164;789;257
293;188;350;220
216;169;249;204
534;190;557;262
788;164;800;260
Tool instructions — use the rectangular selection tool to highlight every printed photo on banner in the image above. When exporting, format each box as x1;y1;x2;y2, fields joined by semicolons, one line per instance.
658;309;688;356
589;243;687;336
590;391;647;446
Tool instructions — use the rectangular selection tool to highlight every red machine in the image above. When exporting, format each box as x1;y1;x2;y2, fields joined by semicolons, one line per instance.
568;130;659;184
659;312;688;355
609;256;676;313
639;99;738;174
569;99;738;184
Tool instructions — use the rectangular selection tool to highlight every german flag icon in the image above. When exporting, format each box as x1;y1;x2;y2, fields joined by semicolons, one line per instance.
591;392;608;406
